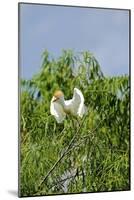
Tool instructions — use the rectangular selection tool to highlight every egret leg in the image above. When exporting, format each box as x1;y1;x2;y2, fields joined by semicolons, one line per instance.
70;116;81;135
75;117;81;128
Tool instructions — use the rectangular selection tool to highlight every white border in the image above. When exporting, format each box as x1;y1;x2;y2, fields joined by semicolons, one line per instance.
0;0;133;199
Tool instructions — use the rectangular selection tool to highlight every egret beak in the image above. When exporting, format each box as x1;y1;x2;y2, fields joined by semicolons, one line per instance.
53;96;59;102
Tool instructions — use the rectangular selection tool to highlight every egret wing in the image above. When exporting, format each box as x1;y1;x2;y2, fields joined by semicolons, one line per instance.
50;100;66;123
72;88;86;117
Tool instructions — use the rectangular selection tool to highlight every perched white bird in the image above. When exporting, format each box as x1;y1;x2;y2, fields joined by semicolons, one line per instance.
50;88;87;123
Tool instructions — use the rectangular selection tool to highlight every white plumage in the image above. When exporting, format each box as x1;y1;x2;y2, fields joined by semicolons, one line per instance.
50;88;86;123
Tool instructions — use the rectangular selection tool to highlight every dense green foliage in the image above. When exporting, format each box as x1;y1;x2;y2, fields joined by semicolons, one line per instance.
20;50;130;197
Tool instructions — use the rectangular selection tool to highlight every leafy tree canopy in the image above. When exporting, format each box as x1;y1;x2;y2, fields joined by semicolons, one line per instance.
20;50;130;197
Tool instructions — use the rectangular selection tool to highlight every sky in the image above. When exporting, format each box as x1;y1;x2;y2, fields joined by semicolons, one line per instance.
19;3;130;79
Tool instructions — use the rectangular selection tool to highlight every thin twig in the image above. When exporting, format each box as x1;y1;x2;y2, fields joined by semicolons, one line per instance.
45;112;109;193
88;90;111;92
48;170;83;190
64;117;105;155
35;109;112;194
64;111;115;157
36;112;87;191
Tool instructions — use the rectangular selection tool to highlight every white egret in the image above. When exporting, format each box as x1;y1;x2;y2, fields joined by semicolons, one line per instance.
50;88;87;123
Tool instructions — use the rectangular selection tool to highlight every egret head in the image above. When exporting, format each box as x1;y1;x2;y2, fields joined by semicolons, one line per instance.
52;90;64;104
